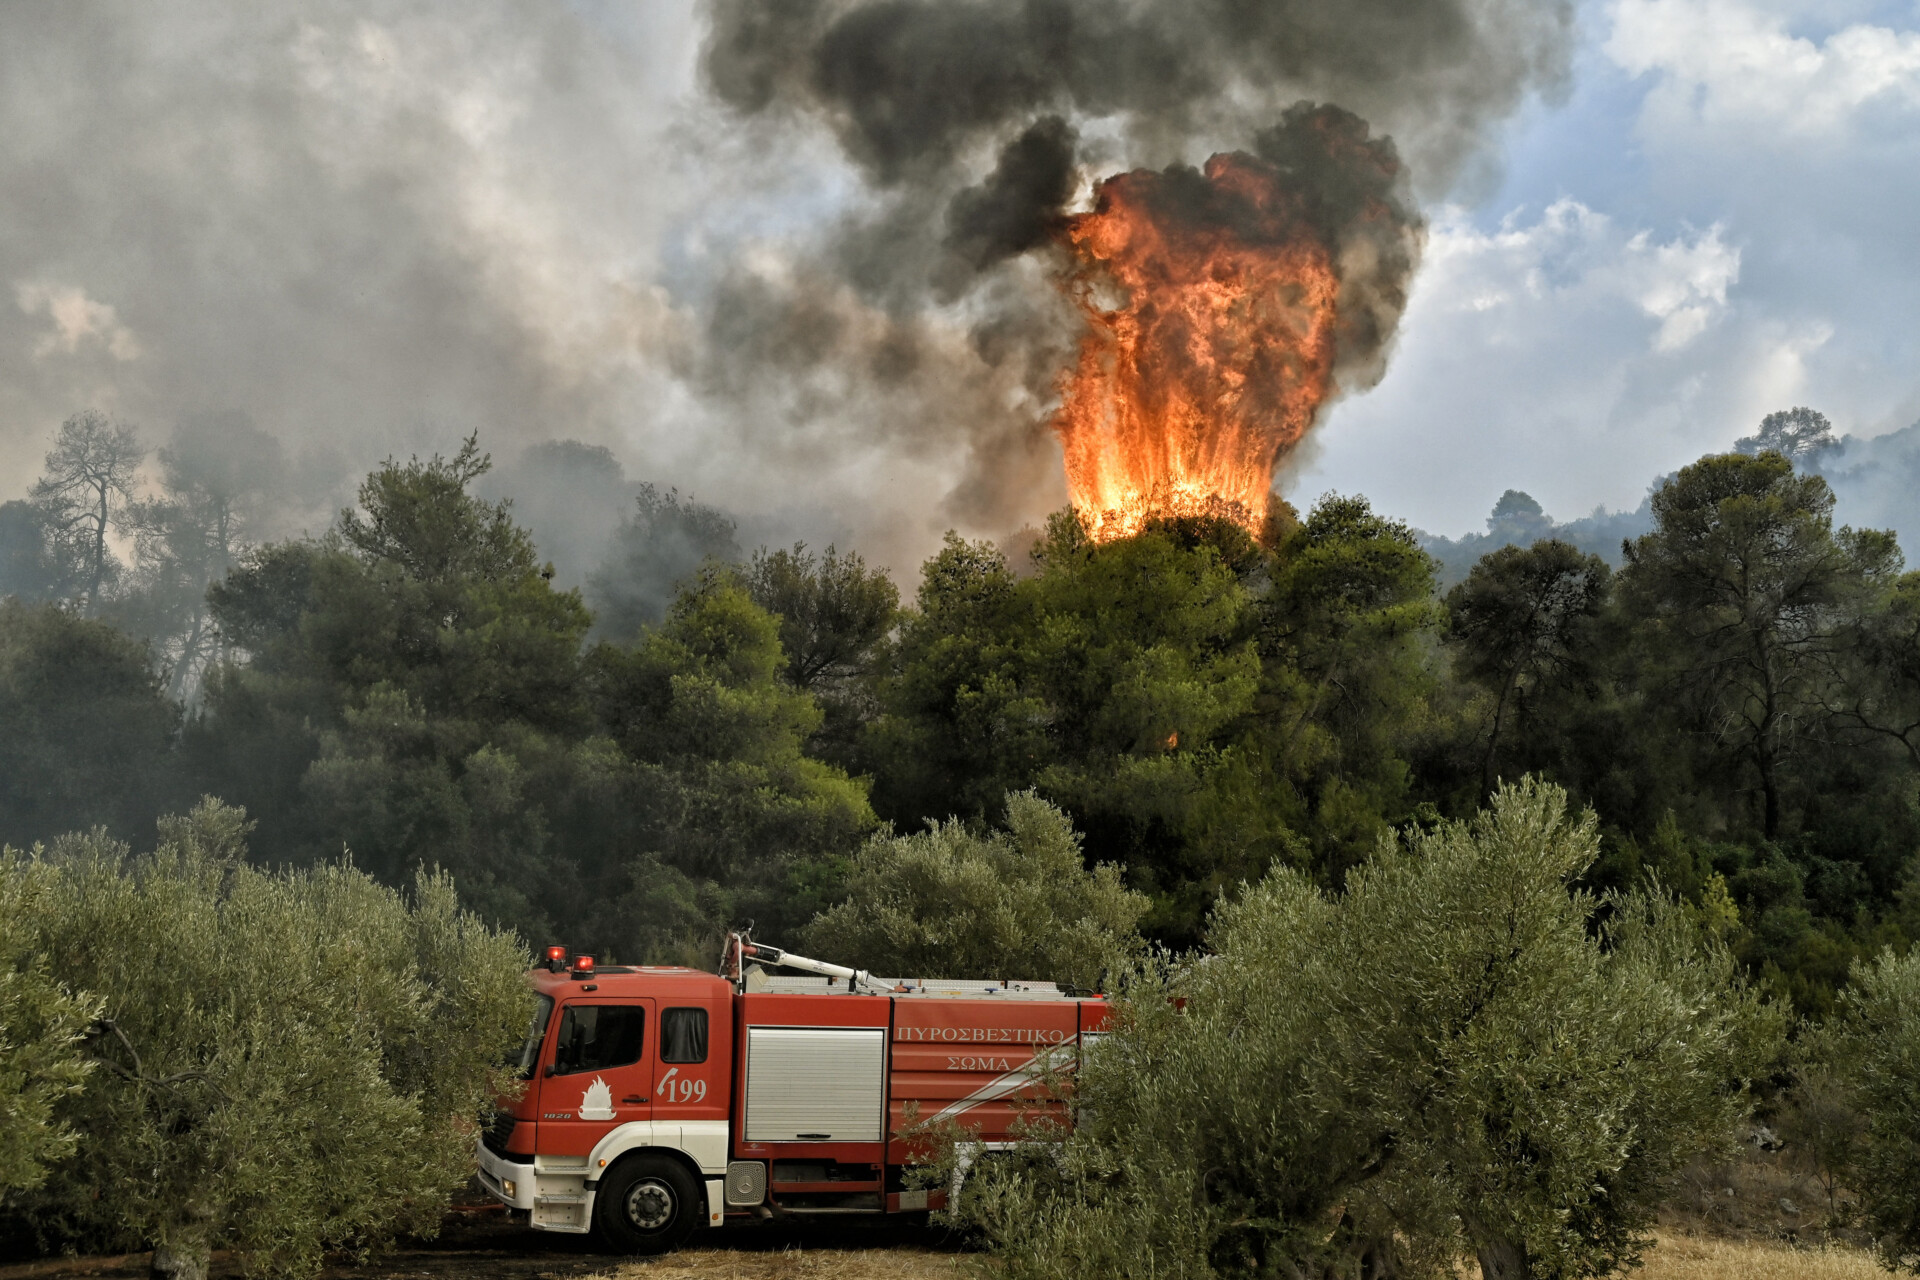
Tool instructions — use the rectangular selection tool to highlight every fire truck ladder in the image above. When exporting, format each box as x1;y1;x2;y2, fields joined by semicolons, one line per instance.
720;933;1066;999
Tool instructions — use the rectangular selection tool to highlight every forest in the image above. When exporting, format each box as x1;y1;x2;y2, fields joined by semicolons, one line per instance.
3;407;1917;1015
9;406;1920;1275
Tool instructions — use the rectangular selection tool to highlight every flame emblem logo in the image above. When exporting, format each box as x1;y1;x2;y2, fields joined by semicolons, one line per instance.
578;1075;615;1120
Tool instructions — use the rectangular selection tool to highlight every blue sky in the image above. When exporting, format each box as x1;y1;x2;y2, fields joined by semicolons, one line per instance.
1298;0;1920;533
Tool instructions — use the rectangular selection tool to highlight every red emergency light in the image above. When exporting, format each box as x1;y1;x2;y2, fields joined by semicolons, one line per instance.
571;954;595;978
543;944;567;973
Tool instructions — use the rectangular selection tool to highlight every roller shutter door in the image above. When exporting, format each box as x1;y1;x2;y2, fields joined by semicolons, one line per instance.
744;1027;886;1142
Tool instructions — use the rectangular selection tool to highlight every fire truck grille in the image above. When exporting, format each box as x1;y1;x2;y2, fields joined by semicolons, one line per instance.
481;1109;518;1157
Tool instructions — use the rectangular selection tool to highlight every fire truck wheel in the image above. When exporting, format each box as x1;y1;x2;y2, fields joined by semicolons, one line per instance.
593;1155;701;1254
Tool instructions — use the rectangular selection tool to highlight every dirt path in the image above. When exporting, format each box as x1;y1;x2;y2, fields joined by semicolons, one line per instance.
0;1215;977;1280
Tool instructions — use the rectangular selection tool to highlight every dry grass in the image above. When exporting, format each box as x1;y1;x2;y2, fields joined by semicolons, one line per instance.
582;1246;978;1280
583;1234;1885;1280
569;1234;1886;1280
1635;1233;1881;1279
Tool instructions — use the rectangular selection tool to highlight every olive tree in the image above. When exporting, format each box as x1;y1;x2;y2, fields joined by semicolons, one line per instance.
961;779;1780;1280
8;799;528;1280
1822;946;1920;1270
0;858;99;1200
803;790;1148;990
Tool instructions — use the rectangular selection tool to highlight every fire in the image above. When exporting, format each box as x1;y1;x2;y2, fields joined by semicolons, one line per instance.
1052;151;1342;542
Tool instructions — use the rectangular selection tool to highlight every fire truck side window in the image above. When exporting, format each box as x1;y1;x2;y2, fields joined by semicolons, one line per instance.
660;1008;708;1063
550;1005;645;1076
512;994;556;1079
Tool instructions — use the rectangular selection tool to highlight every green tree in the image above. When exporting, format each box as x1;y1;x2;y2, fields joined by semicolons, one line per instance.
1445;539;1610;794
744;542;899;763
803;790;1147;990
6;800;527;1280
1825;569;1920;768
195;437;593;933
744;542;899;692
0;859;99;1201
1821;946;1920;1270
1735;405;1839;466
587;483;740;638
0;600;180;850
867;516;1271;942
962;780;1779;1280
1256;493;1440;877
584;569;879;958
1618;452;1900;837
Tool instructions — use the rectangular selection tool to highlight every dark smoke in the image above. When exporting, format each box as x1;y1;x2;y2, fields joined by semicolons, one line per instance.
695;0;1573;532
0;5;1572;580
944;115;1079;275
1251;103;1424;392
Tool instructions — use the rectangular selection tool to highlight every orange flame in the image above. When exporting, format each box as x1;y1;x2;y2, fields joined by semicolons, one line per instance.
1053;152;1342;542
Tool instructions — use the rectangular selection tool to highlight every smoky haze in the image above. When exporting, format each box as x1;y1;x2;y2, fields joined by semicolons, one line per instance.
0;2;1571;581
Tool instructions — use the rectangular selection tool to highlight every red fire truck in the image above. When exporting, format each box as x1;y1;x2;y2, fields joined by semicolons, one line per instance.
474;935;1110;1253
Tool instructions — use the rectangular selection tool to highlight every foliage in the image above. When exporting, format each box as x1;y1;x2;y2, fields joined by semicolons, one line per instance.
1446;539;1610;794
803;790;1147;990
1821;946;1920;1270
1617;451;1900;837
0;859;99;1201
587;483;740;638
960;779;1780;1280
1736;406;1839;465
745;542;899;692
744;542;898;763
0;600;181;850
1;800;527;1280
866;514;1287;943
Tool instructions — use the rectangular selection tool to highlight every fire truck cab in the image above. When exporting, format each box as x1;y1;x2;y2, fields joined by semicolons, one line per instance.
474;939;1108;1253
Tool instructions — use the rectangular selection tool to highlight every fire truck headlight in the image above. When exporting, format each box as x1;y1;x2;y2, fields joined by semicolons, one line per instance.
502;1179;516;1198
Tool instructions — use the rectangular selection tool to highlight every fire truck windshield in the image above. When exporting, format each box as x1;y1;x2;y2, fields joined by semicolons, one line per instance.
511;993;554;1079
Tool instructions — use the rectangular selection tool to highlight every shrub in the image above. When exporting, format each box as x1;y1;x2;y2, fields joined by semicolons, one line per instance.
1824;946;1920;1270
0;858;99;1200
803;790;1147;990
2;799;528;1280
960;779;1781;1280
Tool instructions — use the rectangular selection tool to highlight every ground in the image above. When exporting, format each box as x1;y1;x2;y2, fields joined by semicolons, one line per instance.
0;1150;1889;1280
0;1213;1885;1280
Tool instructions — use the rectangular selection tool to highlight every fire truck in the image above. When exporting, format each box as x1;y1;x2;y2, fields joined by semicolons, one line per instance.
474;934;1110;1253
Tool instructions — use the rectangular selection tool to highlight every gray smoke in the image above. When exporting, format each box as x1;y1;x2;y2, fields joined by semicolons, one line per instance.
0;3;1572;582
693;0;1575;534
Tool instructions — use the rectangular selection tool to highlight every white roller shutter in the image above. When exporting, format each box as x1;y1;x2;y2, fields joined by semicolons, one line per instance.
744;1027;886;1142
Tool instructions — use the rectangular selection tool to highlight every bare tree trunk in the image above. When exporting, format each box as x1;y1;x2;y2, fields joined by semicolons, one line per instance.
1757;738;1781;840
150;1215;210;1280
1473;1235;1530;1280
1481;664;1520;798
87;480;110;613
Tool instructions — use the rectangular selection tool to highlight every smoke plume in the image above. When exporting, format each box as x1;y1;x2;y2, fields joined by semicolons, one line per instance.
695;0;1573;538
0;4;1571;578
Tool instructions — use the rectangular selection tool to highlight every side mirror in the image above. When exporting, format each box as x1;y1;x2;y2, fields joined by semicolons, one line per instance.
543;1065;557;1078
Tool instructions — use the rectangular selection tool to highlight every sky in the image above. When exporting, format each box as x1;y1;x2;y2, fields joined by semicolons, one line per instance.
2;0;1917;570
1300;0;1920;532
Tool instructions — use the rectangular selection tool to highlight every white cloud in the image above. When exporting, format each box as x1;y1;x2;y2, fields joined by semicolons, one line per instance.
1420;199;1739;355
1293;200;1770;534
1608;0;1920;137
14;282;142;361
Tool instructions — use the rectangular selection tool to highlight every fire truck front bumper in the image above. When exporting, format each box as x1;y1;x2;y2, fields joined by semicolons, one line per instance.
474;1139;538;1212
